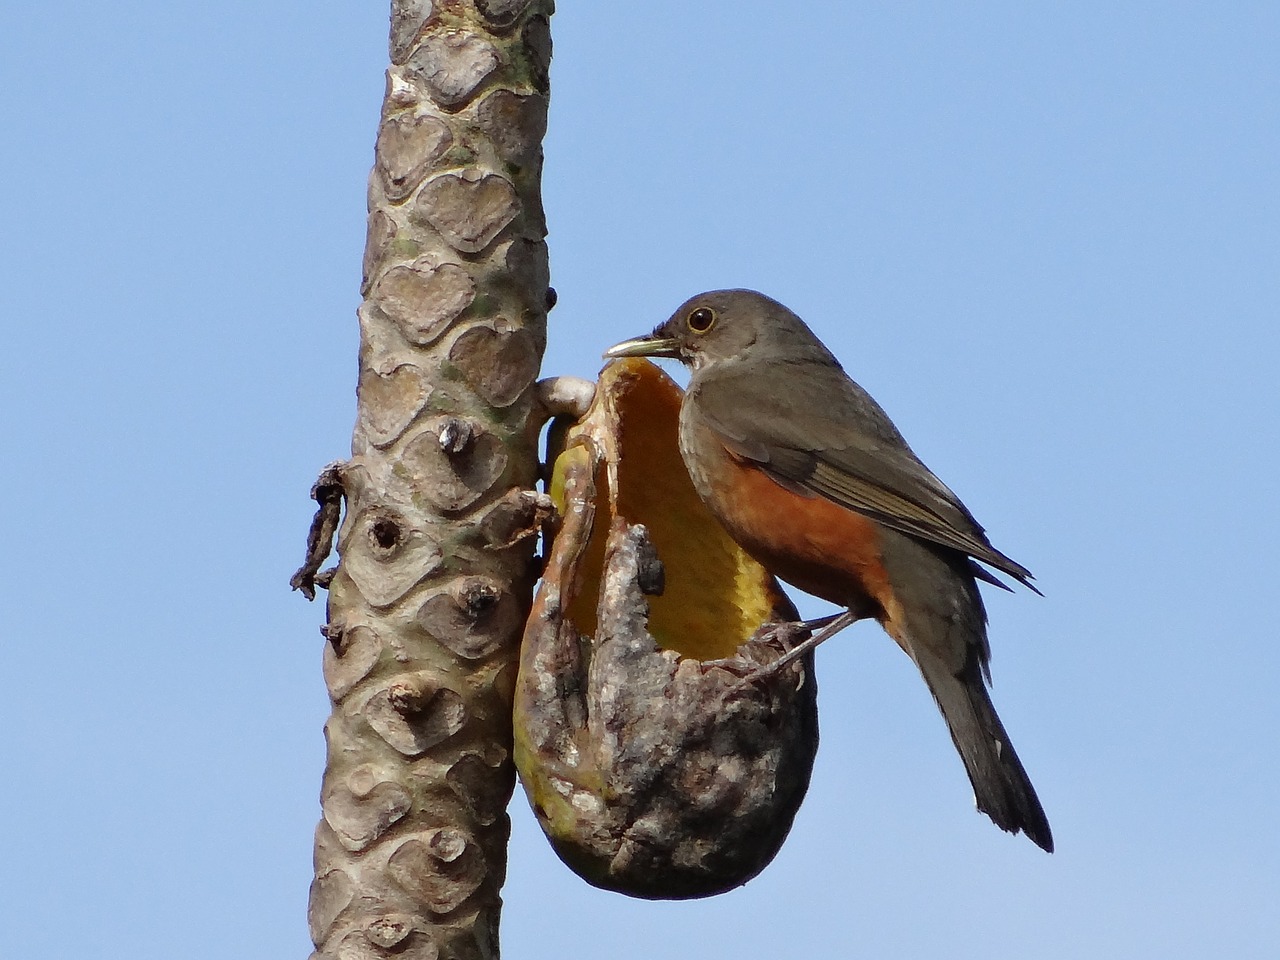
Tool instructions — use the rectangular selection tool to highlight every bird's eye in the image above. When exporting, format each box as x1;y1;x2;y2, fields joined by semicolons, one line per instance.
687;307;717;333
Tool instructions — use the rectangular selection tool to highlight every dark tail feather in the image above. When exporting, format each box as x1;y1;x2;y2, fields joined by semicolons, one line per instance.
921;657;1054;852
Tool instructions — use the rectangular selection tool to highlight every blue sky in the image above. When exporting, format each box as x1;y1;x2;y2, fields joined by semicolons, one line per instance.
2;2;1278;957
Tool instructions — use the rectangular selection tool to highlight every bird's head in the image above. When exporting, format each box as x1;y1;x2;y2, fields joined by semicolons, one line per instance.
604;289;837;373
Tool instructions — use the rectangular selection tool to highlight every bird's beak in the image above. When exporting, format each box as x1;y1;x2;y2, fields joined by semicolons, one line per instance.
603;334;683;360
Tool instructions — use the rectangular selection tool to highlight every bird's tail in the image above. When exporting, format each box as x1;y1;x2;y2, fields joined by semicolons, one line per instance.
918;654;1054;852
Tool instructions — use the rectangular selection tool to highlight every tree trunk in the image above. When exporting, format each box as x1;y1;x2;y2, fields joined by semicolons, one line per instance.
305;3;553;957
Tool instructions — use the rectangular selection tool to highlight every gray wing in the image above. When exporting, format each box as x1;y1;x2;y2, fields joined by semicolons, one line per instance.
690;361;1039;591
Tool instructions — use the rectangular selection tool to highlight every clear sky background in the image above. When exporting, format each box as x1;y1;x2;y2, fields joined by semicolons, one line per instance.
3;2;1277;957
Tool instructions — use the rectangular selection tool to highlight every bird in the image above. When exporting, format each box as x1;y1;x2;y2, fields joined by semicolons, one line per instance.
604;289;1053;852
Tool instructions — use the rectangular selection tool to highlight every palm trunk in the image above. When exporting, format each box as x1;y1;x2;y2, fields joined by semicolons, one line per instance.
304;3;553;957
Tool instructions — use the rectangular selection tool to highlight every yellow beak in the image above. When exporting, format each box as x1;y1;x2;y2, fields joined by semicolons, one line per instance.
602;335;682;360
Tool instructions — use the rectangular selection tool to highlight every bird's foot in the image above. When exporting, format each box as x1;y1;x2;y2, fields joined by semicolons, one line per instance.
795;612;845;632
742;609;860;683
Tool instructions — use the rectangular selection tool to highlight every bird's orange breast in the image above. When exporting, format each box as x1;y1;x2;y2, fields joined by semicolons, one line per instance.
685;438;901;624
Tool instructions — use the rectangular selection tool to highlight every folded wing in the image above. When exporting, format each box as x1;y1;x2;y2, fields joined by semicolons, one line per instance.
692;361;1039;592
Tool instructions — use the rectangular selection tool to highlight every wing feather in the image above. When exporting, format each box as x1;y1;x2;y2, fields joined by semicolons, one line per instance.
693;362;1039;592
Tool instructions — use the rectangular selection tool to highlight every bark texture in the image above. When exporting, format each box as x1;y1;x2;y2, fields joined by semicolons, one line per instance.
309;3;553;958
